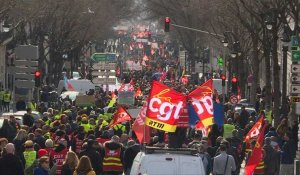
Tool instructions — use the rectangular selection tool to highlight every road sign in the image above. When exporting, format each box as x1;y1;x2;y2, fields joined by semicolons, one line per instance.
92;71;115;76
15;60;38;67
291;75;300;83
217;57;224;66
91;53;117;62
292;64;300;73
291;85;300;94
291;96;300;103
230;95;238;104
292;50;300;62
92;78;116;85
15;45;39;60
13;67;37;73
14;73;35;80
118;91;135;105
14;80;35;88
92;62;116;70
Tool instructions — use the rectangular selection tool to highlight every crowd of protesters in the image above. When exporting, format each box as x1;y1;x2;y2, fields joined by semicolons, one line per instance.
0;84;299;175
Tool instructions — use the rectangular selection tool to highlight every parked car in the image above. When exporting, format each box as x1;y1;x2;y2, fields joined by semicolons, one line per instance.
130;147;205;175
0;115;23;128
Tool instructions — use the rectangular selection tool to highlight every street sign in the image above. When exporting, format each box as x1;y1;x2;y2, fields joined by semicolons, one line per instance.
14;73;35;80
14;80;35;88
217;57;224;66
230;95;238;104
91;53;117;62
15;45;39;60
92;78;116;85
292;64;300;73
292;50;300;62
15;60;38;67
118;91;135;105
291;96;300;103
291;75;300;83
92;71;115;76
13;67;36;73
92;62;116;70
291;85;300;94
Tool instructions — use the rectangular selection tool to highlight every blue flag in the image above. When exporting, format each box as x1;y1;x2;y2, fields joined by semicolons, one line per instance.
188;104;199;127
213;102;224;127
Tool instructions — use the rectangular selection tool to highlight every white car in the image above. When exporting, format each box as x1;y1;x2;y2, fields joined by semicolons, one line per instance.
1;111;42;122
130;147;205;175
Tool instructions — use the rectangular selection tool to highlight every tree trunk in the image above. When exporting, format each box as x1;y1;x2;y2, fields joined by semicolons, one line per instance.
250;36;259;104
272;30;280;127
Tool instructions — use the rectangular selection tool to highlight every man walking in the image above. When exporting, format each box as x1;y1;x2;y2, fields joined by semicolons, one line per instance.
213;144;236;175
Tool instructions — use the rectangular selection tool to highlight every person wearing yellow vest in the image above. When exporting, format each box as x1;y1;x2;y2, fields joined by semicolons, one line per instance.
223;118;235;139
28;100;37;111
103;135;124;175
23;140;37;175
3;90;11;112
81;117;92;133
113;124;126;137
0;88;5;112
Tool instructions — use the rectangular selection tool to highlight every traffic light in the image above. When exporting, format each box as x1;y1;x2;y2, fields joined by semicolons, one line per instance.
164;17;170;32
231;76;238;94
221;75;226;87
34;70;42;87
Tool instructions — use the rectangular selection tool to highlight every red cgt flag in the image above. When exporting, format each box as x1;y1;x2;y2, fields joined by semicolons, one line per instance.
118;82;125;92
145;81;186;132
245;123;267;175
132;103;151;144
188;79;214;128
109;106;132;128
244;116;264;143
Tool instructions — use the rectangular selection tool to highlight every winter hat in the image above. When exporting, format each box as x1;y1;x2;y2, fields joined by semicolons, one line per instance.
38;149;48;158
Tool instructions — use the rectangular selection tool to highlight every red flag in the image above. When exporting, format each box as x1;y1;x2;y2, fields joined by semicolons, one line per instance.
181;76;189;85
145;81;186;132
128;79;134;91
118;82;125;92
132;103;151;144
134;87;143;97
245;123;267;175
188;79;214;128
244;116;264;142
109;106;132;128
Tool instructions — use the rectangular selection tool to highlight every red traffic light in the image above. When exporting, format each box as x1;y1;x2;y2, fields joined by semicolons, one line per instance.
221;75;226;80
231;76;237;83
34;70;42;77
165;17;170;23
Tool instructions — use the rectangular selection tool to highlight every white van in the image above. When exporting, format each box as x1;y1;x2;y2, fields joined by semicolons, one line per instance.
130;147;205;175
57;79;95;95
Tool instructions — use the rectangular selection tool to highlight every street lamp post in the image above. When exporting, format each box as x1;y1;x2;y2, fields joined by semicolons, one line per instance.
281;25;290;116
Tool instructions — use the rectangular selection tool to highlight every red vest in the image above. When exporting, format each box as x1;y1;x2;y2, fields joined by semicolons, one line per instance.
103;146;123;172
75;137;84;154
50;148;68;175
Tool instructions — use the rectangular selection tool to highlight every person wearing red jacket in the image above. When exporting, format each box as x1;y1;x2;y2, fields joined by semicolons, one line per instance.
50;139;68;175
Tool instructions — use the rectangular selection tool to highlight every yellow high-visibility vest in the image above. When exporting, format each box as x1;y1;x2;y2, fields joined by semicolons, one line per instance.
0;91;5;100
3;93;11;102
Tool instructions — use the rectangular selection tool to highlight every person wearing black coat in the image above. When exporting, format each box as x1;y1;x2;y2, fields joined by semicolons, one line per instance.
0;119;15;142
79;139;103;175
23;108;34;127
123;140;140;175
0;143;24;175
